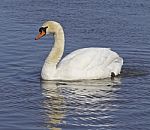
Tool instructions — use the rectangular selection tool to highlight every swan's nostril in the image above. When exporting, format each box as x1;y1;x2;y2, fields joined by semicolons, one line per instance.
35;31;46;40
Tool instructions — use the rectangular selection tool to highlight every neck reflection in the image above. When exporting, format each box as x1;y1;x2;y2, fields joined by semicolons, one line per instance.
42;82;65;130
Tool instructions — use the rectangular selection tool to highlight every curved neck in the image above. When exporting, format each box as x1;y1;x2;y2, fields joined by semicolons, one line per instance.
45;27;65;66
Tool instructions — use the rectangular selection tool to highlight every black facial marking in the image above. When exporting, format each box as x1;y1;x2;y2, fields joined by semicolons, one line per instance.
39;26;48;33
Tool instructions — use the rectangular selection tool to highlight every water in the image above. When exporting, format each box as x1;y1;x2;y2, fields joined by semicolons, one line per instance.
0;0;150;130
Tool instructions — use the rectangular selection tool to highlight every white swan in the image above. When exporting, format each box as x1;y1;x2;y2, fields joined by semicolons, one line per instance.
35;21;123;80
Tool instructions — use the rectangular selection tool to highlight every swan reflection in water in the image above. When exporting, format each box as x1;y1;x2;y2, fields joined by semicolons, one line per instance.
41;78;121;130
41;81;65;130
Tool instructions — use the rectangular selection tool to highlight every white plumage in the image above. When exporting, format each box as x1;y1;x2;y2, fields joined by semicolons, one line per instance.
35;21;123;80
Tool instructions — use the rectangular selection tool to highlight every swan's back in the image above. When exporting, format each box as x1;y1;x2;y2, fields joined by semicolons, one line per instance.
57;48;123;80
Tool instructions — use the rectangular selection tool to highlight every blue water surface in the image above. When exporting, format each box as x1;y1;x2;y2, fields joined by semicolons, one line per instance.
0;0;150;130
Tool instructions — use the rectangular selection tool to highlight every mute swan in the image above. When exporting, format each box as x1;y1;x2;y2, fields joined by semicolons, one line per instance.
35;21;123;80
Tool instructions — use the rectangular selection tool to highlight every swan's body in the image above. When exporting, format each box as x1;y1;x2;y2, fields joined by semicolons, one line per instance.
35;21;123;80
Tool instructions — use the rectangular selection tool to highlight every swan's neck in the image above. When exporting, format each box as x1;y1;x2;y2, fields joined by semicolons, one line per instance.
45;27;65;66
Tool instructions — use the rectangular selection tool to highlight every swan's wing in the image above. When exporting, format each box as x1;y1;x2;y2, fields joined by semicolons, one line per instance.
85;50;123;78
57;48;123;79
60;48;94;63
58;48;104;69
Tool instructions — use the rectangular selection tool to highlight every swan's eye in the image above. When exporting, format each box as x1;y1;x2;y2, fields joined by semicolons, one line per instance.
39;27;48;33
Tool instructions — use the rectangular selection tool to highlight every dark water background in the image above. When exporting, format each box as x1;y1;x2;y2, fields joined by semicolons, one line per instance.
0;0;150;130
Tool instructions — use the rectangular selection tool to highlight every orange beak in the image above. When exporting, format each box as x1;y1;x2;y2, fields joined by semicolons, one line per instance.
35;30;46;40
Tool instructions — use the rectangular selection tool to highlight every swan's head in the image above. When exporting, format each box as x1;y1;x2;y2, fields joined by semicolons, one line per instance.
35;21;62;40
